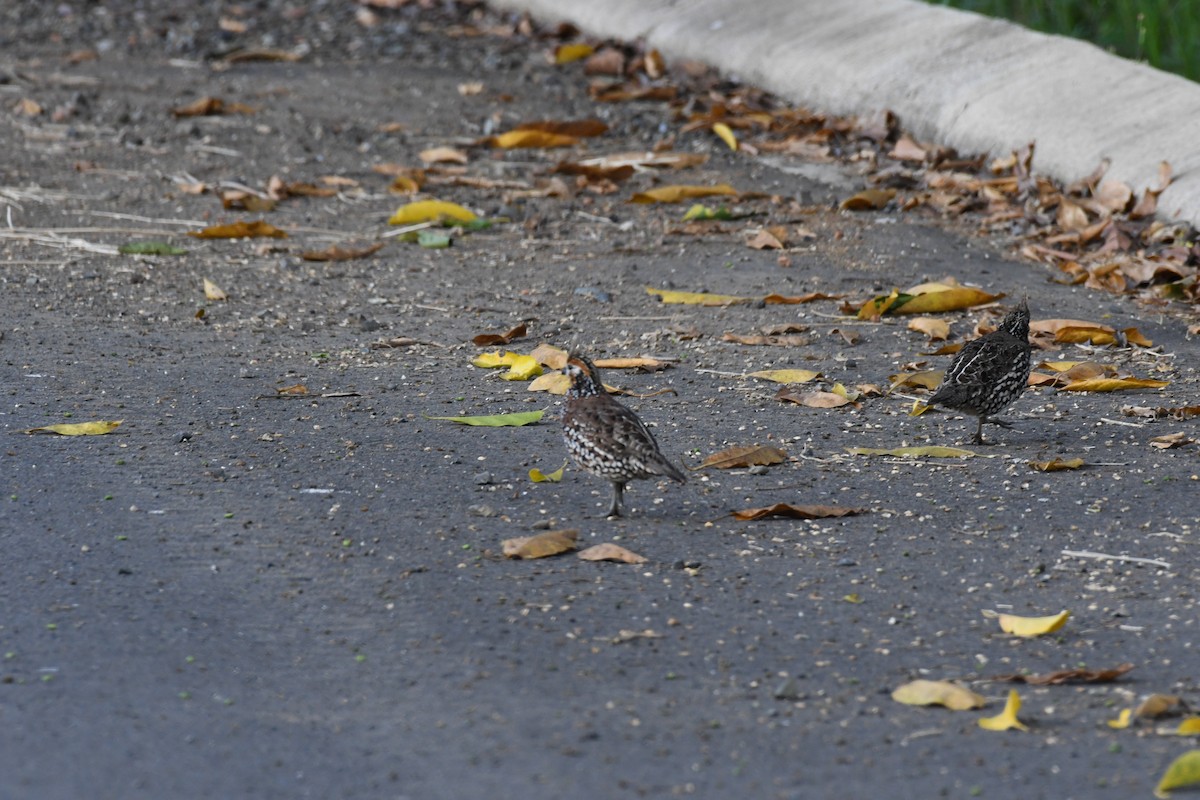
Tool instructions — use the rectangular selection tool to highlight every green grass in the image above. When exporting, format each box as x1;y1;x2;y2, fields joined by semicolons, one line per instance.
927;0;1200;82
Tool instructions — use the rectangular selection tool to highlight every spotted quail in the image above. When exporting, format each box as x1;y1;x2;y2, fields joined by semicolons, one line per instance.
561;354;686;517
925;298;1032;445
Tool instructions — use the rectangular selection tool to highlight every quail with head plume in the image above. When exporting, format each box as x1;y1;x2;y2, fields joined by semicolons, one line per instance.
925;298;1032;445
561;354;686;517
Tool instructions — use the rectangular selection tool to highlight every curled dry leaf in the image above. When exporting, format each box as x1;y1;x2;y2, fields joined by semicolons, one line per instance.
1058;377;1169;392
777;388;855;408
888;370;943;391
418;146;469;165
388;199;476;225
578;543;647;564
994;609;1070;638
749;369;821;384
847;446;974;458
731;503;865;521
1027;457;1085;472
188;221;287;239
529;461;566;482
502;529;578;559
472;322;528;347
907;317;950;341
746;229;784;250
712;122;738;151
1178;718;1200;735
691;444;787;471
1122;405;1200;420
630;184;738;204
1151;432;1193;450
839;188;896;210
646;286;749;306
978;690;1028;732
991;662;1134;686
276;384;308;396
25;420;122;436
1108;709;1134;730
203;278;228;301
300;243;384;262
891;679;985;711
1137;694;1187;720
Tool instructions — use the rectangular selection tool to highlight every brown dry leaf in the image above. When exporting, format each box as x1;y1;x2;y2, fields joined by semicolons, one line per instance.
691;444;788;471
517;119;608;138
1150;432;1193;450
723;332;810;347
221;48;302;63
1137;694;1186;720
584;48;625;76
831;328;861;346
578;543;648;564
472;323;528;347
276;383;309;396
763;292;841;305
530;343;569;370
419;146;469;165
891;680;986;710
502;529;579;559
170;96;255;117
630;184;738;204
188;220;287;239
1122;405;1200;420
1028;457;1085;472
908;317;950;341
553;161;635;183
592;83;677;103
594;356;669;371
778;389;854;408
888;134;927;162
732;503;865;521
1056;197;1090;231
276;181;339;198
847;446;974;458
992;663;1134;686
300;243;384;262
746;229;784;250
1058;377;1169;392
14;97;43;116
203;278;228;301
577;151;708;171
1095;179;1134;213
220;190;277;212
839;188;896;211
1130;161;1172;219
642;49;666;79
749;369;822;384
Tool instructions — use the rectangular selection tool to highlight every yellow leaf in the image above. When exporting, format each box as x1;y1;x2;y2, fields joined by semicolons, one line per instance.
891;679;985;710
978;690;1029;732
895;287;1003;314
630;184;738;204
889;370;944;391
1027;457;1085;472
907;317;950;340
840;188;896;210
577;543;648;564
1178;718;1200;735
502;529;578;559
1108;709;1133;729
908;400;931;417
554;43;595;64
203;278;227;301
843;594;863;604
748;369;821;384
712;122;738;151
425;410;544;427
25;420;123;436
188;220;287;239
471;351;543;380
528;372;569;395
489;130;579;149
388;200;477;225
996;609;1070;637
847;446;974;458
785;390;854;408
857;288;902;319
646;286;749;306
530;343;569;370
1155;750;1200;798
529;461;567;482
1058;377;1169;392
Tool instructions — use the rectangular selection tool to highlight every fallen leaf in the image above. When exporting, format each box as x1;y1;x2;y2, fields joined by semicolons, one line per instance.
119;241;187;256
24;420;123;436
583;48;625;75
1122;405;1200;420
388;199;477;225
471;351;543;381
472;323;528;347
763;292;841;305
554;161;635;183
1155;750;1200;798
888;286;1004;316
891;679;985;710
995;609;1070;638
276;384;308;396
221;48;302;63
778;389;855;408
529;462;566;482
888;370;944;392
300;243;385;262
646;286;749;306
578;543;647;564
502;529;578;559
1058;377;1169;392
992;663;1134;686
723;333;811;347
1151;432;1193;450
419;146;469;165
888;134;927;162
748;369;821;384
14;97;43;116
578;151;708;171
425;410;544;427
530;343;569;370
170;96;256;117
712;122;738;151
630;184;738;204
1027;457;1085;472
527;372;570;395
203;278;227;301
908;317;950;340
978;690;1029;732
1138;694;1186;720
731;504;865;521
1109;709;1134;729
554;43;595;64
488;129;579;149
516;119;608;138
594;357;669;371
847;446;974;458
220;190;276;212
1178;719;1200;735
691;445;787;470
188;221;287;239
840;188;896;210
746;229;784;250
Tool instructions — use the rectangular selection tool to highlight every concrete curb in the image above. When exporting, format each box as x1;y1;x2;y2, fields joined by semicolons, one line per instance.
492;0;1200;227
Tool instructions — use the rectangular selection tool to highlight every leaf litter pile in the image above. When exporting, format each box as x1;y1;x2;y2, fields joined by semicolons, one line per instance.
3;1;1199;796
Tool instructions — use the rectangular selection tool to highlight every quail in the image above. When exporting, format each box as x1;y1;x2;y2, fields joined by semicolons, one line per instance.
561;354;686;517
925;298;1032;445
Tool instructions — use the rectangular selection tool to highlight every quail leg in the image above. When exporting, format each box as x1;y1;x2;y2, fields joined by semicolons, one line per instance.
606;481;625;518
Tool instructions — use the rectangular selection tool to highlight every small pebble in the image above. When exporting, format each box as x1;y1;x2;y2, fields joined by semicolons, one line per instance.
747;465;770;476
467;504;496;518
473;471;493;486
836;557;857;567
574;286;611;303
